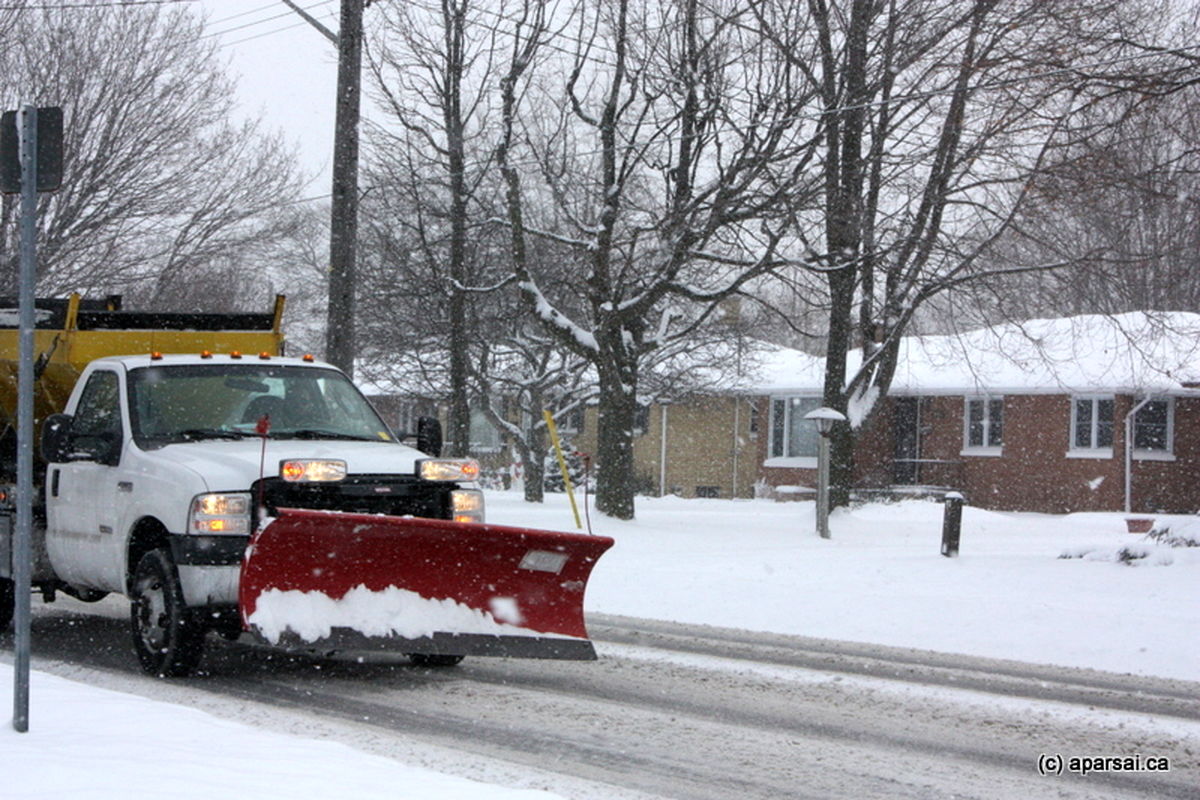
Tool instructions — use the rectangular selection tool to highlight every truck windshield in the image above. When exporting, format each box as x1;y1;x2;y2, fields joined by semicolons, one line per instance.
127;364;396;444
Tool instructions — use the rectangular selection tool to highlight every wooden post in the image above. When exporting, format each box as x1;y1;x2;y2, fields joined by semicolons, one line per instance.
325;0;364;375
941;491;963;557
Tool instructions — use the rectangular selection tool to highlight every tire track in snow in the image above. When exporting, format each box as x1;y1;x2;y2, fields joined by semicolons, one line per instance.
8;603;1200;800
585;613;1200;721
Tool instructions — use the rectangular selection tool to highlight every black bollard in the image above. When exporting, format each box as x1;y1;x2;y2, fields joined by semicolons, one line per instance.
941;492;963;557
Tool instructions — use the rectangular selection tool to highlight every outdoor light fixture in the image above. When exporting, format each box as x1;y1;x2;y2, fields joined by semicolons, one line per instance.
804;407;847;539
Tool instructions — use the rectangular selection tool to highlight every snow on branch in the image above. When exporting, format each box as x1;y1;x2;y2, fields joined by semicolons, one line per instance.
519;280;599;353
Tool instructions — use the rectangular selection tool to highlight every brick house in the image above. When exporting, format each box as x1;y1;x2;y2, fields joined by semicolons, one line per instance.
363;312;1200;513
750;312;1200;514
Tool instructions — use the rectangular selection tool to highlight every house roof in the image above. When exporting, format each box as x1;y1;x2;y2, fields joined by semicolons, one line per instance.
747;311;1200;397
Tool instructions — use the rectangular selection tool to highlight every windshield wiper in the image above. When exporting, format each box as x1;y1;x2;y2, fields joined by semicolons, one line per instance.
173;428;258;441
275;429;379;442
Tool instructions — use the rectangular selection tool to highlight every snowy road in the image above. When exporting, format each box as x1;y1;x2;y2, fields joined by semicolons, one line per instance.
9;600;1199;800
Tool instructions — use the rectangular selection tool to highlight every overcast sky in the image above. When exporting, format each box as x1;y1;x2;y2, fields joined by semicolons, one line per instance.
198;0;344;191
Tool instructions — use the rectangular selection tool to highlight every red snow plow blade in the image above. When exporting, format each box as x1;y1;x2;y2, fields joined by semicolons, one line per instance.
239;508;614;661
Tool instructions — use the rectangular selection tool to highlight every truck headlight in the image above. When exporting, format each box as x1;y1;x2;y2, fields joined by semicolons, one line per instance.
418;458;481;482
189;493;251;535
450;489;485;524
280;459;347;482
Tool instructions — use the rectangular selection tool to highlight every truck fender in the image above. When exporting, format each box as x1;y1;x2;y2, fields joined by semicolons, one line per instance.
125;517;170;595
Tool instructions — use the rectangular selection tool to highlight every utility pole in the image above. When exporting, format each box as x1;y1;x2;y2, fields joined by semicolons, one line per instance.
281;0;363;375
326;0;364;375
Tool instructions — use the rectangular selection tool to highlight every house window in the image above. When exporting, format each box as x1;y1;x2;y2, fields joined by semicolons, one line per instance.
769;396;822;459
963;397;1003;452
469;407;503;452
393;400;438;435
558;405;585;434
1071;396;1114;452
1133;398;1173;453
695;485;721;498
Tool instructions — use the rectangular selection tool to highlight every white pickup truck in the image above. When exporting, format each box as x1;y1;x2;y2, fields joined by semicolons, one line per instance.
1;296;611;678
2;347;484;675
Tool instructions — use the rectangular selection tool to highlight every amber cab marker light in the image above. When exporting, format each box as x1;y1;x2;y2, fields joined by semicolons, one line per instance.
258;351;271;360
150;351;163;361
302;353;315;362
200;350;213;359
281;461;306;481
230;350;243;359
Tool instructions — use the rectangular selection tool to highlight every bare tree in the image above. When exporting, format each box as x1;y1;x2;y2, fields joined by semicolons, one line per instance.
362;0;505;457
0;6;304;307
947;3;1200;324
496;0;819;518
748;0;1177;504
472;318;594;503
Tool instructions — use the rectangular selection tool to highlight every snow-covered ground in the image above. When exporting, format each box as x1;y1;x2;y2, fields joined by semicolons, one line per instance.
0;663;563;800
4;492;1198;798
491;492;1200;682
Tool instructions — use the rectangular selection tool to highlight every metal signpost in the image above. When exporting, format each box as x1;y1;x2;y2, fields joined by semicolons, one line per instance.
2;104;63;732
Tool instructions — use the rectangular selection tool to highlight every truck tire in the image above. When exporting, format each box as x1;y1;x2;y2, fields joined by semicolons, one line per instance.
0;577;13;630
130;549;205;677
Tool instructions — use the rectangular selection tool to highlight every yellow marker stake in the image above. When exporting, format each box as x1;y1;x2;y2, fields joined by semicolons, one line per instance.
543;409;583;530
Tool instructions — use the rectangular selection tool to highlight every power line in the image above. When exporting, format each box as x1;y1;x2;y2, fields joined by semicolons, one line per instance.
392;0;1200;132
365;5;1200;177
221;17;319;47
0;0;198;9
207;0;335;41
208;1;281;27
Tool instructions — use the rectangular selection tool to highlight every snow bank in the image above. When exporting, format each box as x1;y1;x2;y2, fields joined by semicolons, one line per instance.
0;664;563;800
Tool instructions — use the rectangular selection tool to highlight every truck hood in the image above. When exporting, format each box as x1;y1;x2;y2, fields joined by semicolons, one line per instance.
141;438;429;492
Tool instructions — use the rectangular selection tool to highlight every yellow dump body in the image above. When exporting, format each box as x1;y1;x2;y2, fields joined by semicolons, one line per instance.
0;294;285;435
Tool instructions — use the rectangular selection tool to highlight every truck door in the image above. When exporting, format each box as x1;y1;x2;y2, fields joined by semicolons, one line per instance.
45;368;126;592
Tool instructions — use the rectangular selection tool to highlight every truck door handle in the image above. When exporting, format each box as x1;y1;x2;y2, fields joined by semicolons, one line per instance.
117;481;133;493
51;469;60;498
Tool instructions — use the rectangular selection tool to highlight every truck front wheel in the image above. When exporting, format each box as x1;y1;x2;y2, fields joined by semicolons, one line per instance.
130;549;205;677
0;577;13;630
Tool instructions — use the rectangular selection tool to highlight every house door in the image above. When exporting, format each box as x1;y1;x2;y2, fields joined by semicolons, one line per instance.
893;397;922;484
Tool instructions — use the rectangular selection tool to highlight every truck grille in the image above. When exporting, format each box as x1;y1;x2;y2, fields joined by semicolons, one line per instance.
251;474;450;523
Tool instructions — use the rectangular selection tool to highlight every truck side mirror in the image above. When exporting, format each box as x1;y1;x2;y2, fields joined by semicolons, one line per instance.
40;413;74;463
416;416;442;457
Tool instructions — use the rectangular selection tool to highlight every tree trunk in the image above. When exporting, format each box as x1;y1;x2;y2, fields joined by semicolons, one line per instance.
818;0;872;509
524;434;546;503
442;0;472;458
824;268;856;508
593;361;638;520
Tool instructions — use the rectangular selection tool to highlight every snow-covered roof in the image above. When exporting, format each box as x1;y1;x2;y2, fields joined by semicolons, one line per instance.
745;311;1200;396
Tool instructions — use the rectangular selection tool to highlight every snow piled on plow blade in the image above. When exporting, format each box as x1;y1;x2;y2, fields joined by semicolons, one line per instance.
249;585;581;644
238;508;614;661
